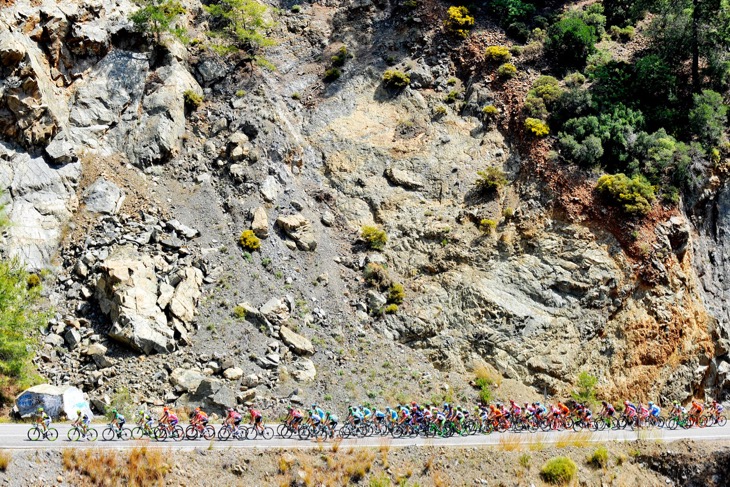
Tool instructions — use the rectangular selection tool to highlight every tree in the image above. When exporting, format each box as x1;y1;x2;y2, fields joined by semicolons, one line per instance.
545;17;598;70
204;0;275;59
689;89;728;146
570;371;598;405
130;0;187;45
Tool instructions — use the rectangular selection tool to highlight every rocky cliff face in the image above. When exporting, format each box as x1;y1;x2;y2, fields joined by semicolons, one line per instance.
1;0;727;414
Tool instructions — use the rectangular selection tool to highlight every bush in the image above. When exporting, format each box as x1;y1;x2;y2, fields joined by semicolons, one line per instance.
596;173;655;216
232;305;247;320
485;45;512;62
291;4;301;12
689;90;728;147
609;25;635;41
382;69;410;89
523;95;548;119
588;446;609;468
564;72;586;87
363;262;391;289
497;63;518;78
571;371;598;405
444;6;475;38
541;457;577;484
235;89;246;97
384;304;398;314
525;117;549;137
387;283;405;304
433;105;448;117
183;90;203;110
528;76;563;107
482;105;499;123
488;0;535;28
130;0;187;45
445;90;460;103
480;219;497;232
26;274;41;288
476;167;508;192
361;225;388;250
331;46;350;67
545;17;598;70
239;229;261;251
324;67;341;82
503;207;514;218
0;451;10;472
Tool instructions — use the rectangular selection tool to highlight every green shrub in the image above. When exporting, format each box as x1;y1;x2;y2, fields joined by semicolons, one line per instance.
476;167;508;192
528;76;563;107
331;46;350;67
588;446;609;468
525;117;549;137
26;274;41;289
291;4;301;12
129;0;187;45
487;0;535;28
571;371;598;405
545;17;598;70
324;67;341;82
541;457;577;484
235;89;246;97
523;96;548;119
361;225;388;250
291;92;301;100
445;90;460;103
689;90;728;147
433;105;448;117
480;219;497;232
482;105;499;118
387;283;405;304
444;5;475;38
232;305;247;320
510;45;524;57
596;173;655;216
239;229;261;251
447;77;458;86
485;45;512;62
519;453;531;469
609;24;635;41
564;72;586;87
502;207;514;219
497;63;518;78
382;69;410;88
204;0;275;58
363;263;391;289
384;304;398;314
183;90;203;110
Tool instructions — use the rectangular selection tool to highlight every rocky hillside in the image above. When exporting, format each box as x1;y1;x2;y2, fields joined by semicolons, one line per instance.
1;0;729;416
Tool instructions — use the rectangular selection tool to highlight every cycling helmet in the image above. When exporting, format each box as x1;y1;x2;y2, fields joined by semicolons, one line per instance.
227;407;234;412
648;402;654;407
411;401;417;406
195;407;201;412
624;401;629;405
443;403;449;409
163;407;169;412
326;411;331;416
311;404;317;408
111;409;117;414
509;399;515;404
77;409;81;415
524;403;529;407
602;401;607;406
37;406;43;411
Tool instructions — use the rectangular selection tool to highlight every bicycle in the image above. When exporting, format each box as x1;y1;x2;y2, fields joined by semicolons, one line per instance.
704;414;727;427
27;424;58;441
131;422;159;440
218;423;248;441
185;422;216;440
67;424;98;442
102;423;132;441
154;422;185;442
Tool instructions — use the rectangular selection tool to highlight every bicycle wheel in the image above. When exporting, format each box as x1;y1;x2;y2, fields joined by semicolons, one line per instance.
155;426;168;441
27;427;41;441
185;425;198;440
718;416;727;427
131;426;145;439
299;425;312;440
68;427;80;442
86;428;99;441
102;427;115;441
338;425;351;439
572;421;583;432
262;427;274;440
46;428;58;441
203;425;216;440
218;426;231;441
170;425;184;441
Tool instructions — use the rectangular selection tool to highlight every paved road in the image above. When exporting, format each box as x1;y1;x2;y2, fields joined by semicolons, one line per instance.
1;424;729;450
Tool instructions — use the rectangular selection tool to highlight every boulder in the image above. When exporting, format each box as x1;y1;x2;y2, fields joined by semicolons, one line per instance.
366;290;387;312
275;214;317;251
251;207;269;239
260;176;280;203
279;326;314;356
45;132;77;164
261;297;290;325
167;219;199;239
96;246;175;354
87;343;114;368
223;367;244;380
64;328;81;350
168;267;203;325
83;177;124;214
291;359;317;382
170;368;206;393
15;385;92;420
44;333;64;347
197;57;228;86
384;167;424;190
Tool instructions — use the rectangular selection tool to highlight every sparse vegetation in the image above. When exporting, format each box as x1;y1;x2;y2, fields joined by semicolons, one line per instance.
364;263;391;290
63;447;171;486
497;63;518;78
239;229;261;251
525;117;549;137
0;451;10;472
324;67;342;82
387;283;405;304
384;304;398;314
476;166;509;192
204;0;275;62
588;446;609;468
482;104;499;119
485;45;511;62
571;371;598;406
331;46;351;67
232;305;246;320
290;4;301;13
480;219;497;233
129;0;187;45
540;456;578;484
382;69;410;89
519;453;531;469
444;6;475;38
183;90;203;110
361;225;388;250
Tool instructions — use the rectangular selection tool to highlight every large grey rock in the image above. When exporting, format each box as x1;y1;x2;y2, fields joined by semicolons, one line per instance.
275;214;317;251
251;207;269;238
83;178;124;214
260;176;281;203
223;367;243;380
167;219;199;239
170;368;206;393
15;385;92;420
261;297;290;325
96;246;176;354
384;167;424;190
64;328;81;350
45;132;77;164
168;267;203;325
291;359;317;382
87;343;114;368
279;326;314;356
197;57;228;86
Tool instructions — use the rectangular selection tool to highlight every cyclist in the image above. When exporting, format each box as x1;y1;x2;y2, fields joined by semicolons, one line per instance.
373;407;386;425
624;401;637;422
710;400;723;420
325;411;338;436
509;400;522;420
287;406;304;429
386;407;398;425
137;408;154;435
110;408;126;435
361;405;373;422
599;401;615;419
557;401;570;419
159;407;178;429
225;407;242;433
534;402;547;420
36;407;51;433
248;406;264;434
648;402;661;421
689;399;704;422
191;407;209;430
72;409;90;434
312;404;326;422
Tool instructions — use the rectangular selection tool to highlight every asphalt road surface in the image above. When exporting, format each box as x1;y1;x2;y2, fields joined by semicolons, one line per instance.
1;423;728;450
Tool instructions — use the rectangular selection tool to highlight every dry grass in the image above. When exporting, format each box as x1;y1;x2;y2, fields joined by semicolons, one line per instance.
331;437;342;453
63;447;171;486
0;450;10;472
556;431;593;448
473;364;503;386
424;455;435;473
498;434;525;451
379;439;391;468
279;449;376;487
529;433;547;451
